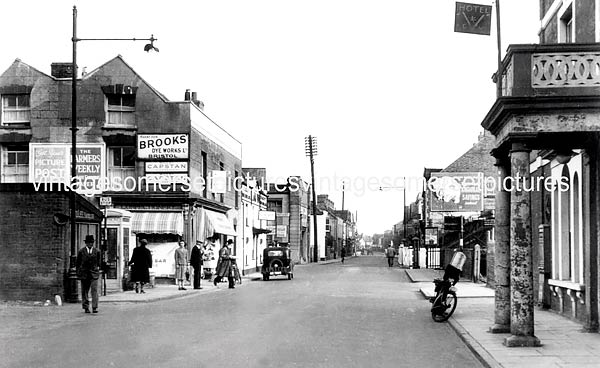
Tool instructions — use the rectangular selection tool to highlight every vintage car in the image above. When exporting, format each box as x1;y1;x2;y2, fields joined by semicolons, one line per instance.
261;246;294;281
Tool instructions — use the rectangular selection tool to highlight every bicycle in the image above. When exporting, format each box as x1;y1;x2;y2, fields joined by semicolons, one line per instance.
430;277;458;322
231;259;242;285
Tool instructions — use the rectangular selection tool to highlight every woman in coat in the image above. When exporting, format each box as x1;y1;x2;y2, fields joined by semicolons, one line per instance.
213;239;235;289
130;239;153;293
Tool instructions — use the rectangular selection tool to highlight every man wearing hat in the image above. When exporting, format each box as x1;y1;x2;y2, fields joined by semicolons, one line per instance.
76;235;101;314
190;240;205;289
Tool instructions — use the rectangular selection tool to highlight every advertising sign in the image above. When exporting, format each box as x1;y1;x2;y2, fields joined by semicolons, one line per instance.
30;145;69;183
137;134;189;159
276;225;288;238
145;161;188;173
29;144;105;193
76;146;102;189
259;210;276;221
429;172;483;212
425;227;438;246
454;2;492;35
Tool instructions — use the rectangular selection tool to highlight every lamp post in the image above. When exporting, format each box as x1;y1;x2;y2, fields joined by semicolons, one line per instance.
305;135;318;263
66;5;158;303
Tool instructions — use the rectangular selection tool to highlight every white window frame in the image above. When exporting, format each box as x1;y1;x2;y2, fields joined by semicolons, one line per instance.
1;94;31;125
105;94;135;127
107;146;135;185
1;145;29;183
558;0;574;43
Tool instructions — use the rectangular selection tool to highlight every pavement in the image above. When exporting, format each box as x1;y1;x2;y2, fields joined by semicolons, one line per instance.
406;268;600;368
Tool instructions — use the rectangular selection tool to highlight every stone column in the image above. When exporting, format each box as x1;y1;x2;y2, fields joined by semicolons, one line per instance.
490;156;511;333
504;142;541;347
584;137;599;332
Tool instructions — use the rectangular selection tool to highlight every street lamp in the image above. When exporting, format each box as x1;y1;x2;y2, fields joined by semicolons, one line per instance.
66;5;158;302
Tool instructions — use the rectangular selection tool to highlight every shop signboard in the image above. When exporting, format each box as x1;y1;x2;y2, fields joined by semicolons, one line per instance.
137;134;189;160
259;210;276;221
145;161;188;173
429;172;483;212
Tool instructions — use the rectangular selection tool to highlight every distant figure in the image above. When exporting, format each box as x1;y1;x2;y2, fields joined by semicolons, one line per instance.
341;248;346;263
130;239;152;294
174;241;188;291
190;240;205;289
76;235;101;314
385;245;397;267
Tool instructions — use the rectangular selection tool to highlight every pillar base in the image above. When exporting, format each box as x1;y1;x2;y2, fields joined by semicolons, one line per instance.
503;335;541;347
489;324;510;334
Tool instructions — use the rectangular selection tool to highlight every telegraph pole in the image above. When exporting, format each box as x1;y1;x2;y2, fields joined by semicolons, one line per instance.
305;135;319;262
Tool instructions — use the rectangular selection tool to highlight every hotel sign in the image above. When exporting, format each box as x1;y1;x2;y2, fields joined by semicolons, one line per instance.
454;2;492;36
137;134;189;160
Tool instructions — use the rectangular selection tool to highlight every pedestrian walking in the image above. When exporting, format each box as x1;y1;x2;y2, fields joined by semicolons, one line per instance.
385;244;396;267
174;240;189;290
190;240;204;289
341;248;346;263
213;239;235;289
130;239;152;294
76;235;101;314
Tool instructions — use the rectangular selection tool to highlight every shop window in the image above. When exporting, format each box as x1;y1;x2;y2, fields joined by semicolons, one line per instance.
106;94;135;126
1;144;29;183
108;146;136;184
1;94;30;125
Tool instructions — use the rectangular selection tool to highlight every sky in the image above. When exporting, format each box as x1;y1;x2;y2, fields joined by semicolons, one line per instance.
0;0;540;235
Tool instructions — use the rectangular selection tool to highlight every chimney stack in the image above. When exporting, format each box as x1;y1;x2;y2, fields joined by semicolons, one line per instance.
184;89;191;101
51;62;74;78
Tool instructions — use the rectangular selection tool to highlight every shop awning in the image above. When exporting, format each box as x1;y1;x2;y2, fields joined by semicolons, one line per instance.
205;210;237;237
253;227;271;235
132;212;184;235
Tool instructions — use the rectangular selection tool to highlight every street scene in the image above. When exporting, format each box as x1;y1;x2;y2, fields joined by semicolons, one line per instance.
2;0;600;367
1;255;486;368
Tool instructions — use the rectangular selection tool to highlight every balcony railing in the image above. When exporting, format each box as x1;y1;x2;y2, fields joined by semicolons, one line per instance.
500;43;600;98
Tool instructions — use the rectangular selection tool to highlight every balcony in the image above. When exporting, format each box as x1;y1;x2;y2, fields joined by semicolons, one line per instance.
500;43;600;98
482;43;600;139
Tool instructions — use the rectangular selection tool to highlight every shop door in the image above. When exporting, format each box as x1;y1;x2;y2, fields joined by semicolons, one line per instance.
106;228;118;279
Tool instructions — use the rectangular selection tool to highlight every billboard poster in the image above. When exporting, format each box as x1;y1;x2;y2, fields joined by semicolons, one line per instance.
425;227;438;246
30;145;70;183
29;144;105;194
145;161;188;173
137;134;189;159
429;172;483;212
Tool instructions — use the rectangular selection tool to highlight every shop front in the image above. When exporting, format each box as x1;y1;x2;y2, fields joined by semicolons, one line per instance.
131;211;184;283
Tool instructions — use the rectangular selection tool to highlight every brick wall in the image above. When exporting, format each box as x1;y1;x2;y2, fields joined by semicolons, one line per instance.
0;185;101;301
0;187;70;301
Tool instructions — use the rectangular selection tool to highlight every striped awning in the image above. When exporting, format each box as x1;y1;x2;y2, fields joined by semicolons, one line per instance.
204;210;237;237
132;212;184;235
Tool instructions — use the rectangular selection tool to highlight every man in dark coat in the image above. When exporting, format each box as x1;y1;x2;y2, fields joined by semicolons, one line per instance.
190;240;204;289
76;235;101;313
130;239;153;293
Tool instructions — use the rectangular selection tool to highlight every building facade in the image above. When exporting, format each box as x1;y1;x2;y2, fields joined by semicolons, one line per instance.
0;56;241;292
482;0;600;345
266;177;311;263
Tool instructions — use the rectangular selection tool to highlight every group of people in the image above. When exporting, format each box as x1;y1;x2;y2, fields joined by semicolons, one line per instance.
76;235;238;314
